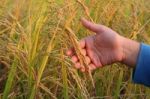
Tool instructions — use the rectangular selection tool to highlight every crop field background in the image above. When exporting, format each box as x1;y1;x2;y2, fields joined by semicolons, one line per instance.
0;0;150;99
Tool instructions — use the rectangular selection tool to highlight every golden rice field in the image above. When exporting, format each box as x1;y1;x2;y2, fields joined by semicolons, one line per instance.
0;0;150;99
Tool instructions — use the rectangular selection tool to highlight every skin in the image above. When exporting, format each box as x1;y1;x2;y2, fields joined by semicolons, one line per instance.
66;18;140;72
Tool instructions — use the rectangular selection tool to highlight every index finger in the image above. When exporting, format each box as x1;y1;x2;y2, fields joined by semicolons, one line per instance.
79;39;86;49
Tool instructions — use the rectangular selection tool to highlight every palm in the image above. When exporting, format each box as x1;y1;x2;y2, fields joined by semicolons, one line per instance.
67;18;124;71
85;31;123;67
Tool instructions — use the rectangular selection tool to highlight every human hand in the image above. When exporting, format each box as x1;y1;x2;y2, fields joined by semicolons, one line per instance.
66;18;140;72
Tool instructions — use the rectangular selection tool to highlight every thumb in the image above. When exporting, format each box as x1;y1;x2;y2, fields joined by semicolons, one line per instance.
80;18;104;33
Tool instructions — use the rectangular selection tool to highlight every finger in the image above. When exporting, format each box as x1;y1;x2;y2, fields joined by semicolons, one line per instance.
89;63;96;71
87;49;102;67
81;49;86;56
85;56;91;64
71;55;78;63
80;18;104;33
74;62;82;69
79;39;86;49
80;67;85;72
66;48;75;56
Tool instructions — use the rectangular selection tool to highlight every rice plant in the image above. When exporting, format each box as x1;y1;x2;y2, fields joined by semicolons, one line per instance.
0;0;150;99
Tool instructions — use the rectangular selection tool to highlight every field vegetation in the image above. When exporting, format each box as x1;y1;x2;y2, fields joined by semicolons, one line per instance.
0;0;150;99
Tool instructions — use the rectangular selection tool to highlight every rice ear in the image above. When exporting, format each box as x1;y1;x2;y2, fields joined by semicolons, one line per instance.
65;26;95;88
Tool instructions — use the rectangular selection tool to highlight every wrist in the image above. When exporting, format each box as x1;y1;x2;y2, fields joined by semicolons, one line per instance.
121;37;140;67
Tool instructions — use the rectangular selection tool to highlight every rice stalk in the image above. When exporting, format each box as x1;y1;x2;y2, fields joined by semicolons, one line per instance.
30;15;48;61
62;4;95;89
2;58;18;99
39;83;57;99
69;68;90;99
61;47;69;99
36;18;61;86
29;15;62;99
129;3;139;40
114;70;123;99
76;0;94;22
65;27;95;88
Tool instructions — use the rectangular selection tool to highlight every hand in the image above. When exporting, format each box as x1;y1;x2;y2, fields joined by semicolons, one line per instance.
66;18;140;72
